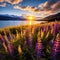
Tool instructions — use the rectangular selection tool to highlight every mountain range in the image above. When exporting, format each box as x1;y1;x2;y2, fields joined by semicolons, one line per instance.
37;12;60;21
0;12;60;21
0;14;26;20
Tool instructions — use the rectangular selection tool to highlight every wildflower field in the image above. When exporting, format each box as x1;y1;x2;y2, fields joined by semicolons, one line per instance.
0;21;60;60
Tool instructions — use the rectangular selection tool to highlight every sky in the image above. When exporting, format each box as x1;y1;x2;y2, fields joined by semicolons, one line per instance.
0;0;60;18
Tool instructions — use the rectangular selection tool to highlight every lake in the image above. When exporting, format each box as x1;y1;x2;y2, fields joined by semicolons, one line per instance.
0;20;45;28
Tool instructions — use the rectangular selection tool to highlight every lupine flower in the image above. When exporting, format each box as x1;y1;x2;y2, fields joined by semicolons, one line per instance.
32;28;35;34
51;25;54;34
45;26;48;33
0;35;14;56
52;21;58;35
27;33;33;48
51;22;58;36
18;45;22;54
7;31;13;41
35;42;42;59
45;30;50;39
32;27;37;34
8;31;15;42
35;33;43;59
21;30;23;38
16;30;20;40
7;43;14;56
23;30;26;37
7;34;11;41
51;33;60;60
41;29;44;39
4;32;9;42
3;42;8;53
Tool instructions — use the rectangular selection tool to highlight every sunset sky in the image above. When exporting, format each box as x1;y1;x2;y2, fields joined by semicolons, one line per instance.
0;0;60;18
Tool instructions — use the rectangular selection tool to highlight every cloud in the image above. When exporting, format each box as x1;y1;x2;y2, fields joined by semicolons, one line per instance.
44;1;60;14
14;5;37;12
37;0;60;15
14;5;21;9
0;3;6;7
0;0;4;2
5;0;23;5
14;5;43;14
13;0;60;17
51;1;60;11
20;6;37;11
0;0;60;17
0;0;23;7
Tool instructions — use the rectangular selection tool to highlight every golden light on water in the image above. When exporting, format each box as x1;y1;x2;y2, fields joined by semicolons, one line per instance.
27;16;34;25
26;16;43;25
30;20;32;25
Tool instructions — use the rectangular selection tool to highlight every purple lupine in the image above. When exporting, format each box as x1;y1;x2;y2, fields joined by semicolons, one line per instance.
0;35;14;56
7;43;14;56
27;33;33;48
52;21;59;35
35;42;43;59
51;33;60;60
40;26;44;32
45;25;49;33
7;34;11;41
35;36;43;59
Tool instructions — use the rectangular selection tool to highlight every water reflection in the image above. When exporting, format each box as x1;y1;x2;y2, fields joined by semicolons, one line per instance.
0;20;45;28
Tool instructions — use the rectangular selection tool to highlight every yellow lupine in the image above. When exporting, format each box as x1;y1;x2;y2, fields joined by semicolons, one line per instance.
16;33;20;40
3;43;8;53
21;31;23;38
37;31;40;37
45;31;50;39
32;28;34;34
4;31;9;41
41;31;44;38
18;45;22;54
4;35;9;43
16;30;20;40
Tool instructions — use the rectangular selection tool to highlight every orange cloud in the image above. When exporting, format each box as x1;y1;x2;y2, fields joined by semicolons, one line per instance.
38;0;60;14
0;0;4;2
14;5;37;12
45;1;60;14
6;0;23;5
51;1;60;11
13;0;60;18
21;6;37;11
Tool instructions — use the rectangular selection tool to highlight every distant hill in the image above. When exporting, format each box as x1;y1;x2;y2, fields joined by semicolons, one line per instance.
0;14;26;20
0;12;60;21
37;12;60;21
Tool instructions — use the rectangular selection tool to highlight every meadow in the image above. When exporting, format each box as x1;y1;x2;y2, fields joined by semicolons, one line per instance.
0;21;60;60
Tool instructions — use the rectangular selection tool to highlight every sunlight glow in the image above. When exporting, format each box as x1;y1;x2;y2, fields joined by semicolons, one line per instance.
27;16;34;25
29;16;33;20
30;20;32;25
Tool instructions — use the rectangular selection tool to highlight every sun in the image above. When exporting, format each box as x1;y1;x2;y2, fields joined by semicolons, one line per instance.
27;16;34;25
29;16;33;20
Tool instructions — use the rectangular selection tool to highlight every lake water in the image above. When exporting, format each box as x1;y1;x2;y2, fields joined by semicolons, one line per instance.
0;20;45;28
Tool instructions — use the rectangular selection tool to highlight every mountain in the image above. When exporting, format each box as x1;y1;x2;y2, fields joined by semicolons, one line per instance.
0;14;26;20
0;12;60;21
37;12;60;21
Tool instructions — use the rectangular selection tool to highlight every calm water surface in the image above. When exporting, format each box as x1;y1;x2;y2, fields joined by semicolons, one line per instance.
0;20;45;28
